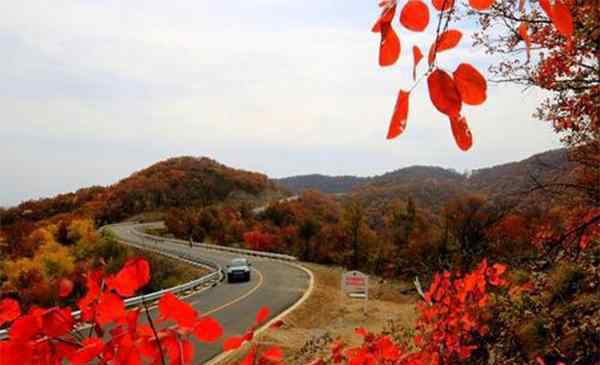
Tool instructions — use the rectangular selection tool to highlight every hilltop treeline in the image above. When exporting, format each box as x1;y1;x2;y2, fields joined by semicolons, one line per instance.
0;157;276;251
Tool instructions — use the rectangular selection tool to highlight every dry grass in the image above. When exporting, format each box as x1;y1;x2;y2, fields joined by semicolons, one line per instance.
215;263;418;365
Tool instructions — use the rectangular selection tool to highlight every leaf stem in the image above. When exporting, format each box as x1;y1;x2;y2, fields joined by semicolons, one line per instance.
143;299;167;365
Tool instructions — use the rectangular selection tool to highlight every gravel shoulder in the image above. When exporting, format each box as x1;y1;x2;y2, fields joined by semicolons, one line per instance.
216;263;418;365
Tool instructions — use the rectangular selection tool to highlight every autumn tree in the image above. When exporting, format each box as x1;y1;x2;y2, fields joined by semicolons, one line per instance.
261;202;296;227
243;230;276;252
164;208;201;241
341;199;368;270
385;198;417;251
467;0;599;147
1;220;35;257
442;194;512;270
298;218;321;261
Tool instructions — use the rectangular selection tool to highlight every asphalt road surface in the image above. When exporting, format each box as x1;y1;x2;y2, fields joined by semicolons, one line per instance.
109;223;310;364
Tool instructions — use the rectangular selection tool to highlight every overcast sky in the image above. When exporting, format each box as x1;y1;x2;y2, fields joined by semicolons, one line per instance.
0;1;561;206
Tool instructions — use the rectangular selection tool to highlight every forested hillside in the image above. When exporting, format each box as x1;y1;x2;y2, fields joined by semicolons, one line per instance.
466;148;574;198
0;156;278;228
0;156;279;310
275;174;368;194
277;149;573;211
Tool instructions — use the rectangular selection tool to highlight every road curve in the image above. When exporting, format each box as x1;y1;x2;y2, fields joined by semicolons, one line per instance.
109;223;310;364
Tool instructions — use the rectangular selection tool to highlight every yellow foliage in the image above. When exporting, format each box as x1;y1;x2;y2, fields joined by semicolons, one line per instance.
45;223;59;238
33;241;75;280
3;240;76;290
67;219;98;244
28;227;56;248
4;257;37;285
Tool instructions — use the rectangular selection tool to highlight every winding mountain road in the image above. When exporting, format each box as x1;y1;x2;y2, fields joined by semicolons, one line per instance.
108;223;311;364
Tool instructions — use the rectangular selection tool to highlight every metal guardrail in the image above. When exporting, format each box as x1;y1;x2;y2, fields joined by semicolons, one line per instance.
130;224;298;262
0;224;223;340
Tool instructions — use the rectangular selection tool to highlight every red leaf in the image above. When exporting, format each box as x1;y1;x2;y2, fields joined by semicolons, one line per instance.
379;23;401;66
107;258;150;297
428;29;462;65
58;278;74;299
519;0;525;11
431;0;455;11
243;329;255;342
518;22;531;61
427;69;462;117
193;316;223;343
69;338;104;365
43;307;74;337
96;292;126;325
158;292;198;329
270;319;285;329
539;0;553;18
552;0;573;37
469;0;494;11
400;0;430;32
126;308;140;337
372;5;396;33
0;298;20;326
412;46;423;80
256;306;270;324
489;263;508;286
223;335;244;351
77;270;103;321
453;63;487;105
241;346;257;365
261;346;284;363
162;335;194;365
9;311;42;341
355;327;368;337
182;339;195;364
161;334;181;365
0;341;33;364
449;115;473;151
387;90;410;139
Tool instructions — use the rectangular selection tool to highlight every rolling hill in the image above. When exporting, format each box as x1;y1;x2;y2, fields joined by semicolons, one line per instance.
0;157;280;226
276;148;573;210
2;149;574;228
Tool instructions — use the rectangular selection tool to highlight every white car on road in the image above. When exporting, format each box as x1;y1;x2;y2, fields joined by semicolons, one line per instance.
226;258;252;283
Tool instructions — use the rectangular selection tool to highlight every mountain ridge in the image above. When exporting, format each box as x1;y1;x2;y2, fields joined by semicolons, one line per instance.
275;148;572;209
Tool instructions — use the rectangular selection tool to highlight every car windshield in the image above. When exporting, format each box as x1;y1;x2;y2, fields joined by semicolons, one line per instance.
231;259;247;267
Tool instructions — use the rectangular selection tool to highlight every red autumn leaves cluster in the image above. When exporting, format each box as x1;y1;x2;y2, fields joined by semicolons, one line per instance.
306;259;509;365
243;230;276;252
373;0;576;151
0;253;514;365
426;62;487;151
373;1;488;151
0;257;275;365
415;259;507;364
518;0;575;60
